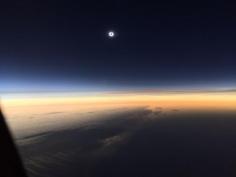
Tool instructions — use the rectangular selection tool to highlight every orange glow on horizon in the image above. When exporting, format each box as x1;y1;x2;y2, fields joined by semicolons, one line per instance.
2;91;236;111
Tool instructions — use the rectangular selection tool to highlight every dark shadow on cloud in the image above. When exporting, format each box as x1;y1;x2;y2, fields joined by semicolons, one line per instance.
18;131;54;142
172;109;179;112
94;111;236;177
17;108;236;177
44;112;64;115
32;112;64;117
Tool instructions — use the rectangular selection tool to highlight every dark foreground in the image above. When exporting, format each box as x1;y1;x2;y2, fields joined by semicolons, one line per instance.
17;108;236;177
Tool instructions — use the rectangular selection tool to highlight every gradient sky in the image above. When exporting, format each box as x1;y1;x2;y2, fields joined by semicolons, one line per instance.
1;1;236;92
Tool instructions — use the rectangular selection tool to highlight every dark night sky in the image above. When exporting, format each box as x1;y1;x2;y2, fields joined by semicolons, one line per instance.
1;0;236;92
